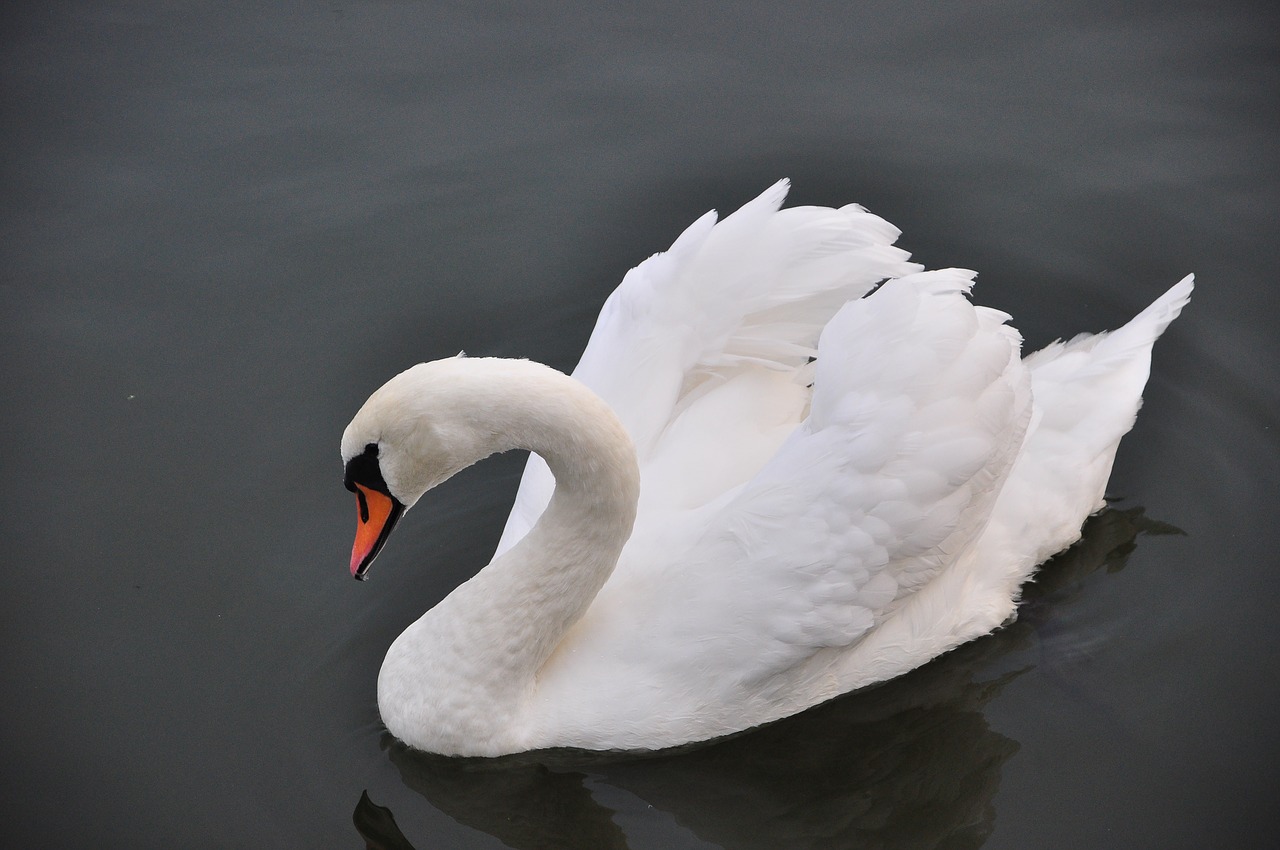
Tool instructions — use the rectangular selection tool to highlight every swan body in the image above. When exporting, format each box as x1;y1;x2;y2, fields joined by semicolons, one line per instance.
341;181;1192;756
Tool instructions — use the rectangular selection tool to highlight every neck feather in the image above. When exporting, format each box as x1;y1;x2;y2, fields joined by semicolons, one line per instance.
377;358;640;754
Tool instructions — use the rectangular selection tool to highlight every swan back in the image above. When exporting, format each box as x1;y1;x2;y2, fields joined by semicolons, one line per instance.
521;269;1034;747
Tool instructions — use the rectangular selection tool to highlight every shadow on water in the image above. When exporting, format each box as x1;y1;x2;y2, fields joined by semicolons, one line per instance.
353;506;1180;849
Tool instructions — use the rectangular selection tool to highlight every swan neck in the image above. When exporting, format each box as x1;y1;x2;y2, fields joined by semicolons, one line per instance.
488;368;641;656
380;360;639;753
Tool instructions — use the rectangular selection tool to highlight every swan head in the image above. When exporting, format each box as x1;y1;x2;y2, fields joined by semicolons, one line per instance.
341;441;406;580
340;358;537;579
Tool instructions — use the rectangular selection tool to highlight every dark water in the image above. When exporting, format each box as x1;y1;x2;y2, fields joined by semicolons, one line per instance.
3;1;1277;847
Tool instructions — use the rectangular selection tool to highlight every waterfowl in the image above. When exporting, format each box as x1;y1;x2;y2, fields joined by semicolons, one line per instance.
341;181;1191;756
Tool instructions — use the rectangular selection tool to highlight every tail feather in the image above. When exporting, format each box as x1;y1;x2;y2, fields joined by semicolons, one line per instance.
992;275;1193;565
1022;275;1194;377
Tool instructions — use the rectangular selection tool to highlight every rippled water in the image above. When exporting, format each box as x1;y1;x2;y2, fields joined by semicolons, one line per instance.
3;2;1277;847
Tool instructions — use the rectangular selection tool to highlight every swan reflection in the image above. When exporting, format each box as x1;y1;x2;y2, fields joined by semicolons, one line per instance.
354;506;1178;849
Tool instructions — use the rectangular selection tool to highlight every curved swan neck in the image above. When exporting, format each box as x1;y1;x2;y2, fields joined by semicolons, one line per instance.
466;359;642;657
374;358;640;754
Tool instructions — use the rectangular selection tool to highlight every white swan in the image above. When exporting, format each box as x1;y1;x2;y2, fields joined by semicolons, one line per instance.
342;181;1192;757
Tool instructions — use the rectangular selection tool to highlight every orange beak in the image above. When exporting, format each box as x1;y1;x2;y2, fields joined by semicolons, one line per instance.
350;483;403;580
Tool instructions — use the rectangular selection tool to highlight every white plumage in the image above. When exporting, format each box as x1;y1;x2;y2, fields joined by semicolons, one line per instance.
341;180;1192;756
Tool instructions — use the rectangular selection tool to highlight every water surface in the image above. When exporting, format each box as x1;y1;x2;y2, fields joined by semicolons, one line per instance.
2;1;1277;847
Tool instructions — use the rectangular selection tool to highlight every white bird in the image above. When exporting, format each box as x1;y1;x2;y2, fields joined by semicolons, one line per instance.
341;180;1192;757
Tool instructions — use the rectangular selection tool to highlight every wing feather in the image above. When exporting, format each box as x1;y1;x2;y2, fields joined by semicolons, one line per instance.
497;182;920;552
641;269;1031;692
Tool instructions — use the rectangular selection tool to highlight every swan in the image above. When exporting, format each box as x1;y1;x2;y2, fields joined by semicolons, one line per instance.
341;180;1192;757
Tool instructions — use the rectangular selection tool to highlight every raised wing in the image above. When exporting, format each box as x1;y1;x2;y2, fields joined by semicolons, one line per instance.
497;181;920;552
635;270;1032;696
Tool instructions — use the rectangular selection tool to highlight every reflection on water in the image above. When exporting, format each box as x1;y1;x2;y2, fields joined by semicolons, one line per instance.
354;507;1178;849
354;791;417;850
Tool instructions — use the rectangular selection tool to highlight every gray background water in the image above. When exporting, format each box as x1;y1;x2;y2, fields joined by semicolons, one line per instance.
3;1;1277;847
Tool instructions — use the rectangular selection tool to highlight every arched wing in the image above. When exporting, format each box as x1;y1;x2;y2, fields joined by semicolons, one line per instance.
630;270;1032;694
497;181;920;553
